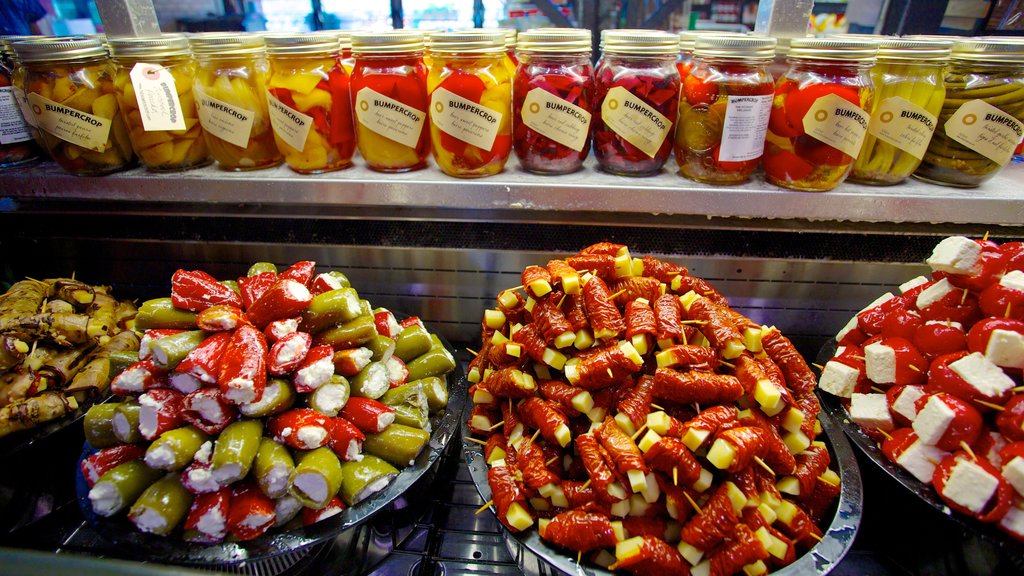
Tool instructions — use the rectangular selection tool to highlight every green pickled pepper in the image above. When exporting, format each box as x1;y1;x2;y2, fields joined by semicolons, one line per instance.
128;474;193;536
364;423;430;468
134;298;198;330
211;419;263;485
393;325;431;362
339;455;399;506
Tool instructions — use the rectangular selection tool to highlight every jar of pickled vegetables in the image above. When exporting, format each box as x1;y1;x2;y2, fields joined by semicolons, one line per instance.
14;37;135;176
849;38;950;185
338;32;354;75
189;33;282;171
107;34;211;172
265;32;356;174
0;36;40;169
675;35;776;184
500;28;518;71
513;28;594;175
914;38;1024;188
428;30;512;178
676;31;697;80
593;29;680;176
350;30;430;173
764;37;877;192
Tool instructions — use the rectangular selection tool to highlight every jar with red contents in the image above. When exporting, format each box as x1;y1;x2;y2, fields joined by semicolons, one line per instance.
0;36;40;169
676;31;697;80
350;31;430;173
593;30;680;176
764;37;877;191
675;35;776;184
513;28;594;175
428;30;512;178
337;32;354;75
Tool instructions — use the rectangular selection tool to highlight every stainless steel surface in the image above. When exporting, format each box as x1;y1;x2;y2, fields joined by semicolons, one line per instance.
754;0;817;38
94;0;162;37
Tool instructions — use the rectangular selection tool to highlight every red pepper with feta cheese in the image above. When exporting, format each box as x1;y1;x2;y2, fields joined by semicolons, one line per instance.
171;269;244;313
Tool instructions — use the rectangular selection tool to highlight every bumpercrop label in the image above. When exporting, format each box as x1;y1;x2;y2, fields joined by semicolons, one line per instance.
869;96;937;160
0;86;32;144
355;87;425;149
521;88;591;152
27;92;111;151
430;87;501;151
196;88;254;149
266;89;312;152
718;94;773;162
944;99;1023;166
802;92;870;159
129;62;187;132
600;86;671;158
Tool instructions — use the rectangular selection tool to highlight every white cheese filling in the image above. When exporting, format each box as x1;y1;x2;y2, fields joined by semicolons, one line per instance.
850;393;894;432
169;372;201;394
88;482;122;516
926;236;981;275
891;385;926;423
295;357;334;390
899;276;930;293
293;472;328;504
864;342;897;385
144;443;178;470
197;506;226;537
985;329;1024;369
818;360;860;398
1000;270;1024;292
896;440;948;484
941;458;998;514
132;507;169;534
1003;456;1024;498
296;426;327;449
917;278;956;310
913;396;957;446
225;378;257;404
949;352;1015;398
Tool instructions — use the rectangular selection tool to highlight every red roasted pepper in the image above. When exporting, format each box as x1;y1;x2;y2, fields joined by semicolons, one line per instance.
138;388;185;441
176;331;232;385
81;444;147;488
217;325;269;405
268;408;332;450
227;482;276;540
171;269;243;313
245;279;312;329
197;305;250;332
339;397;396;434
267;331;313;376
182;387;239;435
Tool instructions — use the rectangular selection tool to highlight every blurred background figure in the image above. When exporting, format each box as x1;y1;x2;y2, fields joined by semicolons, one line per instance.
1;0;48;35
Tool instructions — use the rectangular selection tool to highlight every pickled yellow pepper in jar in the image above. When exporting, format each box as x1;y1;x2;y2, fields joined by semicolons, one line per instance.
189;33;282;171
0;35;41;169
850;38;950;185
107;34;211;172
13;36;135;176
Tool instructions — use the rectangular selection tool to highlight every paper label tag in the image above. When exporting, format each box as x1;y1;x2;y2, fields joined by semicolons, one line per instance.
521;87;591;152
12;86;36;128
27;92;111;151
129;62;186;132
355;87;425;149
266;89;312;152
0;86;32;144
196;88;254;148
430;87;502;151
801;92;870;159
944;99;1024;166
600;86;671;158
868;96;937;160
718;94;773;162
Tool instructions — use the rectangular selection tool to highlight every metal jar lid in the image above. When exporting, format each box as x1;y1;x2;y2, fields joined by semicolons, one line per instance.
694;35;776;60
351;30;425;55
337;31;351;52
602;29;679;56
108;34;191;60
517;28;591;54
11;36;107;63
679;30;744;53
264;32;341;56
876;37;952;61
188;32;266;56
498;28;517;51
429;30;505;54
788;37;879;62
951;37;1024;64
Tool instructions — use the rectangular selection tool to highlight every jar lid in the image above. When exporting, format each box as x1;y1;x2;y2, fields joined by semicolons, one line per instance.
952;37;1024;63
108;34;191;59
877;37;952;61
337;31;351;52
12;36;107;62
517;28;591;54
351;30;425;54
694;35;776;60
678;30;744;53
498;28;517;51
264;32;341;56
602;29;679;55
788;37;878;61
188;32;266;55
430;30;505;54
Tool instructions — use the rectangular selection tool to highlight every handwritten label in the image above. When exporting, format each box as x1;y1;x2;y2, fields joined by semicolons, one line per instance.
718;94;772;162
266;89;312;152
0;86;32;144
27;92;110;151
12;86;36;128
868;96;937;160
521;87;591;152
801;92;870;159
129;62;186;132
430;87;502;151
196;88;253;149
355;87;425;149
944;99;1024;166
600;86;671;158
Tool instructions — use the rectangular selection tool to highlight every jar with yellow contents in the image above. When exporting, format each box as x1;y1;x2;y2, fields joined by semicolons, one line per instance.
265;32;355;174
338;32;354;75
13;36;135;176
7;35;52;154
107;34;211;172
189;33;282;171
428;30;512;178
0;36;41;169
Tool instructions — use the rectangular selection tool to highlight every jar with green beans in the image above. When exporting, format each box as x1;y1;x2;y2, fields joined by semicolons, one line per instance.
850;38;951;185
914;38;1024;187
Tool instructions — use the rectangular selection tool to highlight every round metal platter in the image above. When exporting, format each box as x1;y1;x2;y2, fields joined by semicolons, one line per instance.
74;328;467;566
463;390;863;576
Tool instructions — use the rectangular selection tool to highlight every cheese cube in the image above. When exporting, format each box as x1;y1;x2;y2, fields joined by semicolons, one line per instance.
891;385;926;423
864;341;897;385
940;458;999;514
818;360;860;398
1000;506;1024;539
1001;270;1024;292
926;236;981;275
913;396;956;446
1003;456;1024;498
985;329;1024;369
835;316;860;343
899;276;930;294
849;393;894;432
895;440;948;484
949;352;1015;398
916;278;955;310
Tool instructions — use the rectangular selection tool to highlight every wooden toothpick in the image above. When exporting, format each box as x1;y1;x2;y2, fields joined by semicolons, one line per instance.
464;436;487;446
475;500;494;515
754;456;775;476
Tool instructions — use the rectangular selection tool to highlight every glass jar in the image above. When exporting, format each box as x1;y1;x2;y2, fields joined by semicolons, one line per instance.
350;30;430;173
0;36;40;169
914;38;1024;188
764;37;877;192
428;30;513;178
338;32;354;75
675;35;776;184
107;34;211;172
513;28;594;175
500;28;518;72
849;38;951;185
14;37;135;176
265;32;356;174
677;31;697;80
593;29;680;176
189;33;282;171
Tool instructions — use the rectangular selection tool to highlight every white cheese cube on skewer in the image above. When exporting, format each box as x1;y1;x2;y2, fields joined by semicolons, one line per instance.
926;236;982;275
891;385;926;423
949;352;1015;398
939;458;999;514
913;396;956;446
899;276;930;293
1002;456;1024;498
818;360;860;398
1001;270;1024;292
984;329;1024;369
916;278;956;310
896;440;948;484
864;341;897;385
849;393;894;432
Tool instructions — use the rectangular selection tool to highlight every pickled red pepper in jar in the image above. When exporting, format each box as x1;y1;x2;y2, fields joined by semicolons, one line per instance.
764;37;877;191
0;36;40;169
107;35;211;172
189;33;282;171
428;30;512;178
338;32;354;75
350;31;430;173
593;30;680;176
265;33;355;174
675;35;776;184
512;28;594;175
